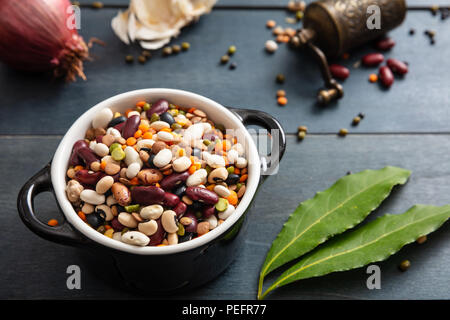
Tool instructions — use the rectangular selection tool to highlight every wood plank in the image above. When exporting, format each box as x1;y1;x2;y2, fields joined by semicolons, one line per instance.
0;9;449;135
1;134;450;299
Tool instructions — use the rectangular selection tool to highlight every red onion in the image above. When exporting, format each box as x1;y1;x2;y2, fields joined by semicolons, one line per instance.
0;0;89;81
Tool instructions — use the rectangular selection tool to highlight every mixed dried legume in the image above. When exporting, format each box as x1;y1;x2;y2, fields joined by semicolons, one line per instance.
65;100;249;247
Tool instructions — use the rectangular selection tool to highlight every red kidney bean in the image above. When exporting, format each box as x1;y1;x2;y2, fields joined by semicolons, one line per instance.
375;37;395;51
173;201;187;217
146;99;169;118
149;219;165;246
160;171;190;190
113;121;125;132
111;217;125;231
69;140;88;166
182;210;198;233
203;205;216;219
362;53;384;67
130;186;165;206
163;192;180;207
95;135;104;143
387;58;408;75
329;64;350;80
379;66;394;87
77;147;99;167
75;169;104;185
185;187;219;205
121;115;140;139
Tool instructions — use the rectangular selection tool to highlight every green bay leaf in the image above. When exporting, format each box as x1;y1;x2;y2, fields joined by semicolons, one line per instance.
261;204;450;299
258;166;411;298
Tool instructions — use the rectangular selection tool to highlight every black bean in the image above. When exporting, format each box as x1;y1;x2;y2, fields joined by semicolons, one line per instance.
191;201;203;211
226;174;240;185
173;184;187;198
192;148;201;158
179;232;194;243
107;116;127;128
148;154;157;168
159;112;175;125
85;212;105;229
229;62;237;70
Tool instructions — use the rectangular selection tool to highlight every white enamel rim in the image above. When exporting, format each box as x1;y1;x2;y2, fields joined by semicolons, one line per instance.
51;89;260;255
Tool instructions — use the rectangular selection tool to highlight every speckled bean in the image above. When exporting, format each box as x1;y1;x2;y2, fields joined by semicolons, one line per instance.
111;182;131;206
137;168;163;185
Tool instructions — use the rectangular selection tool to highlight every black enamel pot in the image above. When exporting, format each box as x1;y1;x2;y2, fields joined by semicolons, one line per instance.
17;89;286;293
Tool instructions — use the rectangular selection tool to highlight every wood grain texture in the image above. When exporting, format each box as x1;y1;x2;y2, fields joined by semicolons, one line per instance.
2;135;450;299
0;10;449;135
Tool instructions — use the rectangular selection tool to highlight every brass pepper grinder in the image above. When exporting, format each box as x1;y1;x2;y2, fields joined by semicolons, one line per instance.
291;0;407;104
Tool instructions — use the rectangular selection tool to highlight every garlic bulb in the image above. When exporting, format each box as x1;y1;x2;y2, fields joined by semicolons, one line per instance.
111;0;217;50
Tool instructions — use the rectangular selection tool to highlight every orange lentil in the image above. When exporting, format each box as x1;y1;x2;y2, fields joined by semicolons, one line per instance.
134;130;142;139
77;211;87;222
240;174;248;182
266;20;276;28
223;156;229;166
125;108;134;117
100;160;107;170
136;101;146;107
155;183;161;188
121;144;127;150
142;132;153;139
233;137;237;144
160;127;172;133
277;96;288;106
188;165;197;175
342;53;350;59
157;244;167;247
74;165;84;172
126;137;137;146
206;184;216;191
194;162;201;170
163;169;172;175
276;35;284;43
129;177;140;185
47;219;59;227
369;73;378;83
241;168;248;174
188;107;196;114
282;35;290;43
139;123;149;133
104;225;112;230
234;168;241;175
190;156;195;164
226;191;238;206
178;149;185;157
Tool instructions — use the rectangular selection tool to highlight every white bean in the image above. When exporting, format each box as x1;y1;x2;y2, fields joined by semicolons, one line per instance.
218;204;235;220
106;194;117;206
207;154;225;168
82;203;94;214
140;205;164;220
96;176;114;194
118;212;138;228
80;190;105;205
92;108;113;129
227;149;239;165
127;111;140;118
121;231;150;246
232;143;245;156
161;210;178;233
112;232;122;241
126;162;141;179
206;215;218;229
124;146;143;167
235;157;248;169
214;185;231;198
138;220;158;236
172;156;191;172
153;149;172;168
186;169;207;187
106;127;121;138
265;40;278;53
150;121;170;131
94;143;109;157
157;131;174;142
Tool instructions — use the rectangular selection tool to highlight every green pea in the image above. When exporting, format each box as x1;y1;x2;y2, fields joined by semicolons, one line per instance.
150;113;160;123
228;45;236;55
111;147;126;161
205;165;212;175
195;211;202;219
178;110;186;116
177;223;185;236
121;227;129;235
171;123;182;130
203;139;211;146
236;183;242;191
124;204;140;213
109;143;121;154
143;103;151;111
227;166;235;174
215;198;229;212
136;106;142;113
96;225;106;234
215;124;225;133
181;42;190;51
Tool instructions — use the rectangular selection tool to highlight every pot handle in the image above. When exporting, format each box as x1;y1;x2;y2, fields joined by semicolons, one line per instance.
227;107;286;183
17;163;89;247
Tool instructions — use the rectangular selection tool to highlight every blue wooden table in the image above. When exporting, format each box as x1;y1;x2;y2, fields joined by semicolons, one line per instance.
1;1;450;299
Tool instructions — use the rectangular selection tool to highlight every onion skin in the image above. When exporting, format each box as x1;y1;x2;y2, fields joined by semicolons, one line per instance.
0;0;89;81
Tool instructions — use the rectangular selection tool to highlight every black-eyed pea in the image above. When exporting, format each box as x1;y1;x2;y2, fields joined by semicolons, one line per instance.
161;210;178;233
208;167;228;184
138;220;158;236
140;204;164;220
197;221;210;235
167;232;178;245
96;204;114;221
96;175;114;194
118;212;138;228
82;203;94;214
121;231;150;246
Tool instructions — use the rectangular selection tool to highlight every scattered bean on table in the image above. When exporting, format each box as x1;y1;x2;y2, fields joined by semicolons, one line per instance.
65;99;248;246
